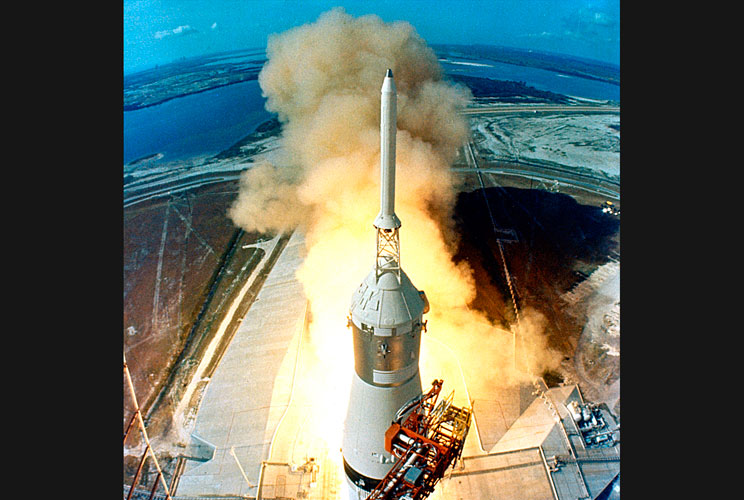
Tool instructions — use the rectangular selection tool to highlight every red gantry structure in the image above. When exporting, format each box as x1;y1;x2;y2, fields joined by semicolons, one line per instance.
367;379;473;500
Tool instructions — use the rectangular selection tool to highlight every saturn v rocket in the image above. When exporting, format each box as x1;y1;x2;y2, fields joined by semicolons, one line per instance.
341;69;430;498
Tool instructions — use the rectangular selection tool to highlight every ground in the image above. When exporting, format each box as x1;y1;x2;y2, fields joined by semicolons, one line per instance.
123;106;620;497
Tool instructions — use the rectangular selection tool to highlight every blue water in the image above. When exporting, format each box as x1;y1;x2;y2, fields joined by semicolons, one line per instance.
123;79;270;165
440;57;619;102
123;53;618;167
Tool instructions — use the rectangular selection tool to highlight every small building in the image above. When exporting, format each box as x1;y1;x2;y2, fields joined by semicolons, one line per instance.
437;382;620;500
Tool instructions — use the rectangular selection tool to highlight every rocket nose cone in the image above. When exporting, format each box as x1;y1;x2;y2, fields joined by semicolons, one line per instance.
382;69;396;94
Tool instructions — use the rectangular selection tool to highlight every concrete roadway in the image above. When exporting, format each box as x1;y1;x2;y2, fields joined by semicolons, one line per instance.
454;163;620;200
123;105;617;209
461;104;619;116
175;231;310;497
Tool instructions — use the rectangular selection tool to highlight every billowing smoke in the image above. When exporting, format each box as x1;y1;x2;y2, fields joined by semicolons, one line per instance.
229;8;561;450
230;8;469;233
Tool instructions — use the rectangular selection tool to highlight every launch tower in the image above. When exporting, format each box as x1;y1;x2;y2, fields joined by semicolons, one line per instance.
342;69;430;498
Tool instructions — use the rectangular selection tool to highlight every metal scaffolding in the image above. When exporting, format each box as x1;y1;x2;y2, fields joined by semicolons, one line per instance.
123;352;174;500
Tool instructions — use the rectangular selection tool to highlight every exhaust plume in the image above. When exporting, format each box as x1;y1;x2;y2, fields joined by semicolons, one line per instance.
228;8;561;450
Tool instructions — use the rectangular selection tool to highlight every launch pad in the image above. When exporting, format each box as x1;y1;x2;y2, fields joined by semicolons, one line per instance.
173;231;494;499
172;225;618;500
170;71;619;500
172;226;514;499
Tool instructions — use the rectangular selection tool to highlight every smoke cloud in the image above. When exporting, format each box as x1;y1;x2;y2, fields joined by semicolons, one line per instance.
228;8;562;449
229;8;469;235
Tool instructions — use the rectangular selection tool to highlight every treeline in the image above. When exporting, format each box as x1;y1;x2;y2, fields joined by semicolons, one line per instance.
211;117;282;161
434;44;619;86
124;50;266;111
449;74;570;104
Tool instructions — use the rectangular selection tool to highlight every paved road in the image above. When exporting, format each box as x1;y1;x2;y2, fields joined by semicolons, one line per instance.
175;232;309;497
123;104;618;209
461;104;619;116
124;173;241;208
458;129;619;200
454;162;620;200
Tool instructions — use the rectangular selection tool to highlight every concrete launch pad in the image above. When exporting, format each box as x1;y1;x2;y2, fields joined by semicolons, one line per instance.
174;226;619;499
173;227;530;499
176;231;309;497
431;383;619;500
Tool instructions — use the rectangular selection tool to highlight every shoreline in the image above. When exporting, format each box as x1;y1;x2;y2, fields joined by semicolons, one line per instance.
123;74;260;112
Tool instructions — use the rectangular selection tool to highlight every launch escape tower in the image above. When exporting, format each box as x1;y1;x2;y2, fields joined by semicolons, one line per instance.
341;69;431;498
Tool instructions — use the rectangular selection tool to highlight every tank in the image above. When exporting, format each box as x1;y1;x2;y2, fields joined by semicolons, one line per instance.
567;401;583;423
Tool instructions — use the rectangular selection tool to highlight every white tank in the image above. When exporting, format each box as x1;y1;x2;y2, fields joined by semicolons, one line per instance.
582;406;592;422
567;401;583;423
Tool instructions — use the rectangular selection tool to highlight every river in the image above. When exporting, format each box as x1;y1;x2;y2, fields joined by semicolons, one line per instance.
123;49;618;167
123;79;271;166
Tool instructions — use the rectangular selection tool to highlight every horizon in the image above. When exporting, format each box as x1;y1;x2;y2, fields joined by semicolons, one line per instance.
124;0;619;75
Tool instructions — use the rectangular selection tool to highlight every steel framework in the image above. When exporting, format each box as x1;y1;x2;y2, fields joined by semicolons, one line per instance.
123;353;174;500
367;380;472;500
376;227;401;280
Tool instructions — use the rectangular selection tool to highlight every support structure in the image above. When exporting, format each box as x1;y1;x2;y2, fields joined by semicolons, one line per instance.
376;228;401;280
367;380;472;500
123;353;173;500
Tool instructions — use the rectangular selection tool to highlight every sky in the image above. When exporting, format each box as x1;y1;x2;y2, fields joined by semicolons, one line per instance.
123;0;619;75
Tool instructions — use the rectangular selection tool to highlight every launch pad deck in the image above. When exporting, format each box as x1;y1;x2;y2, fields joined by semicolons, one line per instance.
176;231;310;497
172;228;618;500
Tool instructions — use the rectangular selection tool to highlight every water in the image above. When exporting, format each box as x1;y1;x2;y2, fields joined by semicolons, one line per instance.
123;79;270;165
440;57;619;102
122;51;618;167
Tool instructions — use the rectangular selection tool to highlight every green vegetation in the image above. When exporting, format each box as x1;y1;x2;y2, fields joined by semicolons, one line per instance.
212;117;282;160
450;74;570;104
124;49;265;111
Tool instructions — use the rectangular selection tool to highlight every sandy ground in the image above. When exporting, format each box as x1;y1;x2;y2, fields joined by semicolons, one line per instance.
470;112;620;180
564;262;620;416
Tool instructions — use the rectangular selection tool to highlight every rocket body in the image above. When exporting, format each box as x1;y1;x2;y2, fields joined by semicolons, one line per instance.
342;69;428;499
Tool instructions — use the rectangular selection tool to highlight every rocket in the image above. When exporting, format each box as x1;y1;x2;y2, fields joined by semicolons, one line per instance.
342;69;430;498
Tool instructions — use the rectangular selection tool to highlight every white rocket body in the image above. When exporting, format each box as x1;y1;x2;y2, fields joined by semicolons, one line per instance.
342;69;428;499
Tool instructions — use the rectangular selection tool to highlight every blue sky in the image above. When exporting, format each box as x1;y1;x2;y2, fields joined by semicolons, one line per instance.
123;0;619;75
